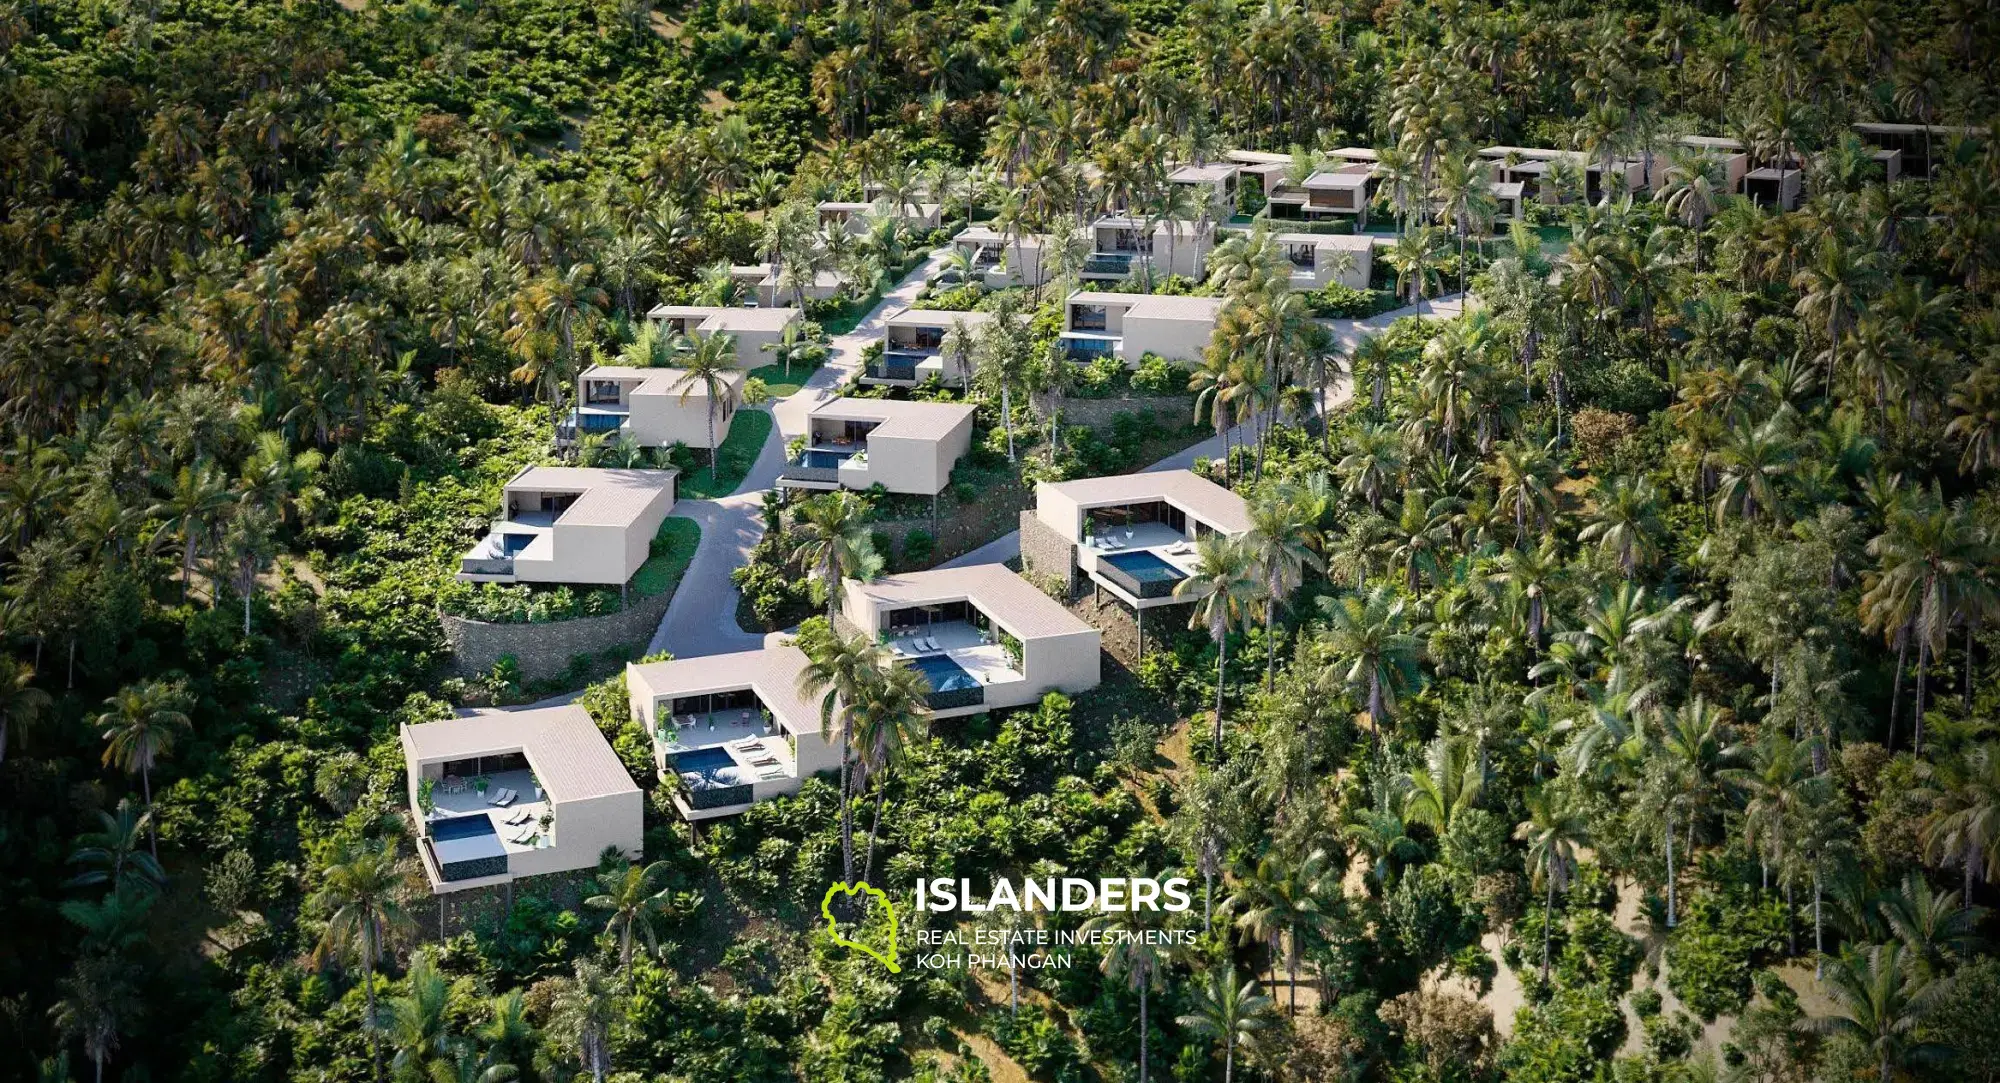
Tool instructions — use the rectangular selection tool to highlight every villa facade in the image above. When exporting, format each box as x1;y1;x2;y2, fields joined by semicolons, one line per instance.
777;397;977;496
644;304;799;367
951;226;1047;288
457;466;676;587
403;705;643;893
838;564;1101;719
1271;232;1374;291
863;307;992;387
1024;468;1252;614
1059;290;1224;366
564;364;742;449
626;640;838;821
1082;215;1214;283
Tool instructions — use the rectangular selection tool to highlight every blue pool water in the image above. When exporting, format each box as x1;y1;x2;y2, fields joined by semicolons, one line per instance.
1102;550;1185;583
801;449;856;469
909;653;980;693
498;533;536;555
431;814;500;842
674;746;742;784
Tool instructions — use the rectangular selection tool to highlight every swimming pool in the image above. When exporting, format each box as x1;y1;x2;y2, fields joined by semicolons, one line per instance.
497;533;536;556
800;449;856;469
908;653;980;693
1101;550;1186;584
674;746;743;785
429;812;507;880
431;814;500;842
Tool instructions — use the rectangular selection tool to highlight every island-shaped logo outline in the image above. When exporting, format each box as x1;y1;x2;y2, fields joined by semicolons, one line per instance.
821;880;900;973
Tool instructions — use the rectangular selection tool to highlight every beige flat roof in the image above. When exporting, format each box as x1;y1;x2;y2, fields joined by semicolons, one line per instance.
628;642;818;736
809;396;977;441
581;365;746;398
1225;150;1293;165
849;564;1094;641
645;305;799;333
884;306;995;329
505;466;676;528
1065;291;1224;322
1271;232;1374;250
1170;162;1238;183
1304;170;1369;189
403;706;639;803
1038;468;1252;534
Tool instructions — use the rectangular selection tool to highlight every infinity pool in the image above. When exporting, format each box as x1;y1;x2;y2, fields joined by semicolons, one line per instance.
674;747;743;785
1102;550;1185;584
908;653;980;693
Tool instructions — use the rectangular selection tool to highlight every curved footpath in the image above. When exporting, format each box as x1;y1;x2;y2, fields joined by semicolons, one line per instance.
651;272;1466;657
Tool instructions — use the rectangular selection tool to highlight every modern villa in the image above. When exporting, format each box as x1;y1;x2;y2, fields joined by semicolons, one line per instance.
777;396;977;496
951;225;1047;288
645;304;800;367
729;262;845;308
626;640;838;821
1479;146;1648;204
1301;166;1375;221
1082;215;1214;283
1060;290;1225;365
838;564;1101;719
1851;121;1979;179
563;364;743;449
457;466;676;587
1271;232;1375;290
403;705;643;893
1167;161;1240;217
1021;469;1252;651
863;306;993;387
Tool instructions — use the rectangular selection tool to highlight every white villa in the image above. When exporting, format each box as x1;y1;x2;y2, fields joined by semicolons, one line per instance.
839;564;1101;719
951;225;1047;289
645;304;799;367
1272;232;1375;290
1024;469;1252;652
1168;161;1241;218
403;705;643;893
864;306;993;388
457;467;676;587
777;397;977;496
627;640;838;821
1479;146;1648;205
1082;215;1214;283
818;198;944;234
1060;290;1224;366
564;365;743;449
728;262;845;308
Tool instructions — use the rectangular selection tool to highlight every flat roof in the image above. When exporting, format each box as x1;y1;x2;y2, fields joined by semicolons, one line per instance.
1853;121;1981;136
580;365;746;398
1331;147;1380;160
1038;468;1252;534
1225;150;1293;165
955;225;1043;248
645;305;799;332
403;705;640;804
1092;214;1210;231
1490;180;1526;198
1064;291;1227;322
1271;232;1374;250
628;642;818;736
848;564;1095;641
1680;135;1745;150
1169;162;1239;183
504;466;677;528
1304;170;1370;188
808;396;978;441
884;306;995;328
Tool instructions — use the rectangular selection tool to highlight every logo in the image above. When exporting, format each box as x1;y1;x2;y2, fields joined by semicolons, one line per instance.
822;881;901;973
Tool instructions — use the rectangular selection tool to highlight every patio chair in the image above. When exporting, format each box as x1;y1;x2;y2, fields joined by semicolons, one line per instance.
758;766;787;780
495;792;517;808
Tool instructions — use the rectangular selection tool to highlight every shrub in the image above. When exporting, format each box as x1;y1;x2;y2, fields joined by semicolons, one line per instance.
912;284;982;311
901;529;935;565
1130;354;1185;395
1307;282;1395;318
1570;407;1638;469
1663;889;1788;1021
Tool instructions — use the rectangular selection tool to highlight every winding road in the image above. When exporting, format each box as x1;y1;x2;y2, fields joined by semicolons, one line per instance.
648;256;1466;659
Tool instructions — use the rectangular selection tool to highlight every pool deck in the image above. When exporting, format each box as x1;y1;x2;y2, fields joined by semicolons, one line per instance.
658;710;797;783
883;621;1026;690
423;768;555;852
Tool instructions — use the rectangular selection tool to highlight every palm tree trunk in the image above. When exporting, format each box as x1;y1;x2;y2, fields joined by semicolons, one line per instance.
1138;986;1149;1083
1000;385;1015;461
1212;629;1228;755
1263;578;1277;694
1889;630;1908;750
862;776;888;885
143;764;157;860
1541;874;1555;982
838;730;854;886
364;959;382;1082
1813;870;1824;980
1914;639;1930;754
1665;812;1676;928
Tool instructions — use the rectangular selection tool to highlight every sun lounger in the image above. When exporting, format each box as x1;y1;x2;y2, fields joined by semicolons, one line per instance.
751;755;780;767
758;766;787;780
484;790;504;806
495;792;517;808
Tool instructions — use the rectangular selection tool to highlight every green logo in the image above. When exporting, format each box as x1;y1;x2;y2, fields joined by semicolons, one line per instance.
822;880;900;973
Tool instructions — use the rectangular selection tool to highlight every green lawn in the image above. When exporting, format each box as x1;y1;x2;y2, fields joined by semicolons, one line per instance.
746;361;822;398
677;409;773;499
632;516;701;597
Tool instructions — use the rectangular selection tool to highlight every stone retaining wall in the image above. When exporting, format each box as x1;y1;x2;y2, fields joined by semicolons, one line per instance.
1019;510;1077;596
1060;393;1194;432
440;588;674;681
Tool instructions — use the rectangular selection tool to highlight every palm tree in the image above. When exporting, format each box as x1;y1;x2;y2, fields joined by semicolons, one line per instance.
1801;943;1947;1083
1861;496;1994;751
761;321;826;381
789;492;882;621
310;839;416;1083
1175;535;1260;755
1402;736;1484;835
1223;848;1337;1016
1316;586;1427;749
849;660;929;883
797;626;891;886
1488;541;1562;654
65;799;166;895
1351;332;1398;418
1722;732;1814;893
549;959;618;1083
1579;474;1662;578
1336;423;1404;512
1878;872;1987;979
151;463;232;601
386;949;453;1080
1709;415;1797;526
1432;152;1497;295
1385;226;1447;305
0;654;50;764
1244;487;1324;692
1177;967;1274;1083
1653;697;1738;927
1920;744;2000;908
50;954;140;1083
97;681;190;858
669;332;739;470
1079;905;1179;1083
1516;789;1589;981
584;861;680;974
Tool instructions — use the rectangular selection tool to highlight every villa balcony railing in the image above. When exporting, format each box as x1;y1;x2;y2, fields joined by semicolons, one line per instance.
1070;317;1109;331
869;361;919;381
425;836;508;883
683;781;754;810
1063;336;1119;363
925;685;986;711
1082;253;1139;275
1097;560;1182;600
460;556;515;576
